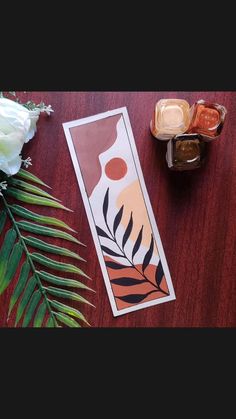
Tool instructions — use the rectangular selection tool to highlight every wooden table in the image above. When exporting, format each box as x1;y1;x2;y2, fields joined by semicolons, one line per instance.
1;91;235;327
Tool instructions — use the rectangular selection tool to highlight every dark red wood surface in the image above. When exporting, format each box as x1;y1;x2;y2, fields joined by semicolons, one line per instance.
1;91;236;327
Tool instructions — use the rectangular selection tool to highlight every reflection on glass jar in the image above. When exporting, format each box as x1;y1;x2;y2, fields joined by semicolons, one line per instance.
187;100;227;140
150;99;191;141
166;134;206;171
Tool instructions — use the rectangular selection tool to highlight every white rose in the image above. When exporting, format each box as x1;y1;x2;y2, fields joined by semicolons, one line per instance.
0;98;40;176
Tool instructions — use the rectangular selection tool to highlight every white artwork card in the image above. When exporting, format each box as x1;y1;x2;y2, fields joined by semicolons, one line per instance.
63;107;175;316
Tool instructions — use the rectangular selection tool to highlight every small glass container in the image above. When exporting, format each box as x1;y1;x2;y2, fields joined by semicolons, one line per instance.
166;133;206;171
187;99;227;141
150;99;191;140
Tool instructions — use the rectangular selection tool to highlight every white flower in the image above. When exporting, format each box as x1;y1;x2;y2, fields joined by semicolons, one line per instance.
44;105;54;116
0;180;7;196
22;157;32;169
37;102;54;116
0;98;40;176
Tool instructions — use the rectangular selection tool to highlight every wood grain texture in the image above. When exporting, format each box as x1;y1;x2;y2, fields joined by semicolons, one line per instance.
1;91;236;327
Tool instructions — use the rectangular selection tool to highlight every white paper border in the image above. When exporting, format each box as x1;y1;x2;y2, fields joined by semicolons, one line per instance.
63;107;176;317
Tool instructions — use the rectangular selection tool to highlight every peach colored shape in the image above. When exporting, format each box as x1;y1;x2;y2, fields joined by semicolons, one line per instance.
116;180;158;254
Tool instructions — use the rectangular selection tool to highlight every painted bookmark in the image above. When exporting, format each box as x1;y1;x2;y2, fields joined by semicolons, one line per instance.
63;107;175;316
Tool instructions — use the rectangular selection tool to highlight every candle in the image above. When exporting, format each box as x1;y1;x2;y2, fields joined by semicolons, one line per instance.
187;100;227;140
150;99;191;140
166;134;206;171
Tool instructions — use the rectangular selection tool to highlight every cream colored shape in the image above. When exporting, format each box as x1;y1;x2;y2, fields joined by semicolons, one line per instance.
161;105;184;127
116;180;158;254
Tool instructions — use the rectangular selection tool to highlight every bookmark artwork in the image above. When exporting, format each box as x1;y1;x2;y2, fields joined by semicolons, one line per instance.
63;107;175;316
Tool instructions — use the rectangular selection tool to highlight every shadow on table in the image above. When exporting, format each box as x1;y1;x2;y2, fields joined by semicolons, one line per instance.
151;138;212;201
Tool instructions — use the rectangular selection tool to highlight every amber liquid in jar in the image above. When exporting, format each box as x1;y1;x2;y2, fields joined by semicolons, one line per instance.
187;100;227;140
166;134;206;171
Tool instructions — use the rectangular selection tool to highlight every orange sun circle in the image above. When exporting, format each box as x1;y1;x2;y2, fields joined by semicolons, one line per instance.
105;158;128;180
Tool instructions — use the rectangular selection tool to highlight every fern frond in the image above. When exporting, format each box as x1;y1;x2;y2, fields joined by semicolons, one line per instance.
0;170;94;327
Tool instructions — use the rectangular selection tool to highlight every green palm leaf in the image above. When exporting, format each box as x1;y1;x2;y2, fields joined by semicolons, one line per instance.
23;236;85;261
8;178;60;201
16;168;51;188
37;270;94;292
46;317;55;327
31;252;89;277
0;242;23;294
15;275;37;326
0;210;7;234
22;290;41;327
6;187;72;211
17;221;83;245
9;205;76;232
33;301;47;327
0;169;94;328
8;261;31;317
45;286;95;307
50;300;90;325
0;228;17;288
53;312;81;328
